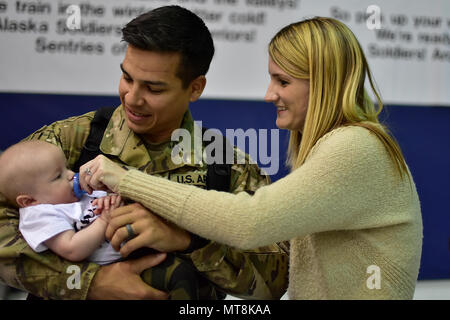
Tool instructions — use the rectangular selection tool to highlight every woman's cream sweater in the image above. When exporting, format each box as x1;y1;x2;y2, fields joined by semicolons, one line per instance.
118;126;423;299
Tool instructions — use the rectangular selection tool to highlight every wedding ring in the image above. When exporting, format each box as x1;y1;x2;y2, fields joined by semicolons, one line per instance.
85;167;92;176
126;224;136;239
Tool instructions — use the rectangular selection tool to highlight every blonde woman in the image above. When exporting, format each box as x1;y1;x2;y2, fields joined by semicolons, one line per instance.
81;17;423;299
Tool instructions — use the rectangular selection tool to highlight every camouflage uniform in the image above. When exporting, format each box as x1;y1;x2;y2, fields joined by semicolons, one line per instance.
0;105;288;300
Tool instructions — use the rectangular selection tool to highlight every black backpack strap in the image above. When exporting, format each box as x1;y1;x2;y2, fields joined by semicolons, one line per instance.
206;163;231;192
179;127;233;294
202;127;232;192
72;106;116;172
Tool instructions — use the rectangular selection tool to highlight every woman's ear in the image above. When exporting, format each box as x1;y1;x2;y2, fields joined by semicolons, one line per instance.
189;75;207;102
16;194;38;208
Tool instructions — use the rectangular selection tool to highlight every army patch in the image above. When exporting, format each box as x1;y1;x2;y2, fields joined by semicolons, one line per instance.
170;173;207;187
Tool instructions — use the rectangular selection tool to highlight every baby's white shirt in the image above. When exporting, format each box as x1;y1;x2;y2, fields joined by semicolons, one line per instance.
19;191;122;265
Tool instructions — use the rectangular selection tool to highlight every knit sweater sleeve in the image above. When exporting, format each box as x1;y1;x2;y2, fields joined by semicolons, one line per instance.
118;127;410;249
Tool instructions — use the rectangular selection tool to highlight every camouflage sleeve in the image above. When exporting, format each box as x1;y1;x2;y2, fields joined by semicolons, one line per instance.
0;112;101;299
187;152;289;299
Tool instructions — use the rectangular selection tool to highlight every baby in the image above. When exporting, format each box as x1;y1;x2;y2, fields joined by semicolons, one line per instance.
0;140;212;299
0;140;121;264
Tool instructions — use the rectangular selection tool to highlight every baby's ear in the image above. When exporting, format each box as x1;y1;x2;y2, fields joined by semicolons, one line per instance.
16;195;38;208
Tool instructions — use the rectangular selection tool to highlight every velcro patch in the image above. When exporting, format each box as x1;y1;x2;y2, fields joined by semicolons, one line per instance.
169;173;207;187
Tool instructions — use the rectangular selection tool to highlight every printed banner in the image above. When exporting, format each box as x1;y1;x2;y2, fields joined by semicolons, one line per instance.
0;0;449;105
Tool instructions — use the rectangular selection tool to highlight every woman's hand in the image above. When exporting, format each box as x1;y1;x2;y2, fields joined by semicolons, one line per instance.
87;253;169;300
106;203;191;257
79;155;127;194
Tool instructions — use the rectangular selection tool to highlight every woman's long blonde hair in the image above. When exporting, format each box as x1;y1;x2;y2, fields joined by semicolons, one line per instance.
269;17;408;177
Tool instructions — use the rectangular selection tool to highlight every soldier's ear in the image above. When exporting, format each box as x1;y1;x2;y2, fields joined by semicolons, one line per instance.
189;76;207;102
16;194;39;208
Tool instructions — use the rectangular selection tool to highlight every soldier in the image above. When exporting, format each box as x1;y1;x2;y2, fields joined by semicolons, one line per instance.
0;5;288;300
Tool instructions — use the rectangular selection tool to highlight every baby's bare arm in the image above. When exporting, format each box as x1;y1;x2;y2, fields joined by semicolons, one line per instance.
44;218;108;262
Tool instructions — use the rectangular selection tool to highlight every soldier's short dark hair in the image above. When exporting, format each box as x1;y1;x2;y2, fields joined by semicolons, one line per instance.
122;5;215;88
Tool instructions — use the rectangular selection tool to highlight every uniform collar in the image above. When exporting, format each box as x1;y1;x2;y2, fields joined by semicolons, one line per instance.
99;105;205;173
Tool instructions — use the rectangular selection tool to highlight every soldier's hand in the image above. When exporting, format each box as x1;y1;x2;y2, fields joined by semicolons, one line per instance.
106;203;191;256
87;253;169;300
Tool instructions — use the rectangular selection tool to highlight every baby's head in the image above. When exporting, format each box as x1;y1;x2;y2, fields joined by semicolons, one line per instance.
0;141;78;207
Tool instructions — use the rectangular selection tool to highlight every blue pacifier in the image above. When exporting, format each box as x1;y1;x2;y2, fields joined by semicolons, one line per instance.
73;173;87;199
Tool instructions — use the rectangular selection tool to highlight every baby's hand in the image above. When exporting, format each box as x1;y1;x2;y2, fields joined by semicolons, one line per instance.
92;194;123;223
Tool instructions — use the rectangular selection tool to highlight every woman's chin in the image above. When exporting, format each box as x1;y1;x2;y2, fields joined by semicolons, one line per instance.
275;119;289;130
